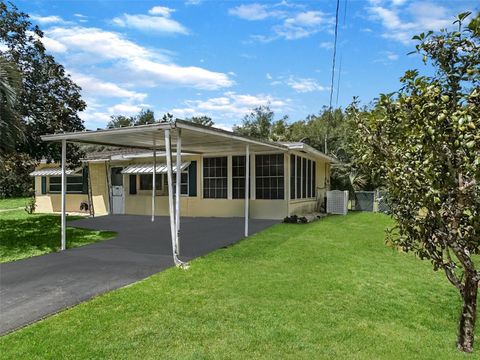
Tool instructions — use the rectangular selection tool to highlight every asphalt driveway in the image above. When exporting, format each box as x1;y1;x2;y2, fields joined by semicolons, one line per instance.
0;215;277;335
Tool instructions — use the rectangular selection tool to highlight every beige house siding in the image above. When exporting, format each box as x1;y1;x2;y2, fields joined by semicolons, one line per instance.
33;151;331;220
89;162;109;215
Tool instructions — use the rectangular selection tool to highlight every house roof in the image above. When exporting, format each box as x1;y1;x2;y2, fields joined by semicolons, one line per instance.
41;120;337;162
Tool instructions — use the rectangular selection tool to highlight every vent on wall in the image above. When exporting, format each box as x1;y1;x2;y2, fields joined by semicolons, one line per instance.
326;190;349;215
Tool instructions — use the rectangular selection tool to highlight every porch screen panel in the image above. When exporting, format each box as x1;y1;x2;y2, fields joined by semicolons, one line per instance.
203;157;227;199
302;158;307;198
232;155;250;199
307;159;312;198
255;154;284;200
313;161;316;198
290;155;295;199
296;156;301;198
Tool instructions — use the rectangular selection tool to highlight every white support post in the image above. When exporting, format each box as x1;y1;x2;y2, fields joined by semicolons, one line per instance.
152;138;156;222
244;144;250;237
60;139;67;251
175;129;182;255
165;130;178;261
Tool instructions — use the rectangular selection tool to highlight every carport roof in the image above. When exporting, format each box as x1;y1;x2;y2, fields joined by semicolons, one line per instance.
41;119;286;154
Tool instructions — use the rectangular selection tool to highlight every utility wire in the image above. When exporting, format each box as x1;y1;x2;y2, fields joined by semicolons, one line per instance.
336;54;342;107
326;0;341;154
328;0;341;110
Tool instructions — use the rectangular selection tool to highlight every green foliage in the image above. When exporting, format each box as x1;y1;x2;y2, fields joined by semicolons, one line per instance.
349;13;480;352
233;105;289;141
24;196;35;214
0;213;475;359
107;109;157;129
187;115;214;127
0;2;86;163
0;55;23;154
0;153;34;198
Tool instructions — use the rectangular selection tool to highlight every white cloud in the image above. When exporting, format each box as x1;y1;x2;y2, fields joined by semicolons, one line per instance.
41;35;68;53
386;51;399;61
30;15;65;24
70;72;147;101
173;92;291;120
129;58;233;90
286;76;326;93
108;103;143;115
367;1;459;45
268;74;327;92
112;13;188;34
229;3;281;21
320;41;333;50
274;11;332;39
43;26;233;90
148;6;175;17
185;0;202;6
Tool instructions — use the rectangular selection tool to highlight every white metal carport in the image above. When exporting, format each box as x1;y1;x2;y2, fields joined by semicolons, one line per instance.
41;120;287;267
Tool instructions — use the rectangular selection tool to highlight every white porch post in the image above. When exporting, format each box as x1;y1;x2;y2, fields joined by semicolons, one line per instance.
165;129;179;264
244;144;250;237
175;129;182;255
60;139;67;251
152;138;156;222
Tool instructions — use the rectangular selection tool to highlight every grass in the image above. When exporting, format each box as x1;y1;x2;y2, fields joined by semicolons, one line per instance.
0;213;477;359
0;197;29;210
0;204;116;263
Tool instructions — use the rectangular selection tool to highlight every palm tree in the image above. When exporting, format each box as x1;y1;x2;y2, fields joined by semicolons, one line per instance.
0;55;23;154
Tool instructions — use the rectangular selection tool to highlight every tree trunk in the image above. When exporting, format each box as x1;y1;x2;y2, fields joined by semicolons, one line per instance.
457;273;478;353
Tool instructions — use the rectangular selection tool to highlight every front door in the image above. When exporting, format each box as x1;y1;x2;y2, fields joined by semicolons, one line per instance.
110;167;124;214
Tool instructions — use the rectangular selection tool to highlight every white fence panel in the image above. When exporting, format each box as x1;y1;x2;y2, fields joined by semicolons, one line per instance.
327;190;349;215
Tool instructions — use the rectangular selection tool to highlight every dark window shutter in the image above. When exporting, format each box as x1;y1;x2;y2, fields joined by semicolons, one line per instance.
129;175;137;195
41;177;47;194
82;167;89;194
188;161;197;197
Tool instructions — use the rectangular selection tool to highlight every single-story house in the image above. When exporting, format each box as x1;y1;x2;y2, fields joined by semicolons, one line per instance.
34;120;336;264
32;122;335;220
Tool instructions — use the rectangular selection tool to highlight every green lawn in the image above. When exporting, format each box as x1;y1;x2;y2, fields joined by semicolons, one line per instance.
0;213;476;359
0;207;116;263
0;197;29;210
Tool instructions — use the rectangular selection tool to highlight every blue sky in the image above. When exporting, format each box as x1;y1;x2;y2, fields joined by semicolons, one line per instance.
13;0;478;130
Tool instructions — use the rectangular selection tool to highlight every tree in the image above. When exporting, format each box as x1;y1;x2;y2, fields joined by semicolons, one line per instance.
233;105;288;140
0;1;86;163
349;13;479;352
107;109;156;128
0;55;23;154
135;109;155;125
187;115;214;127
107;115;135;129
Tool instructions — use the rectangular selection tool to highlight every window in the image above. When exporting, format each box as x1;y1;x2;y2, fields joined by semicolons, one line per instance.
173;172;189;195
232;155;250;199
203;157;227;199
49;176;85;193
255;154;284;200
139;174;162;191
290;155;316;200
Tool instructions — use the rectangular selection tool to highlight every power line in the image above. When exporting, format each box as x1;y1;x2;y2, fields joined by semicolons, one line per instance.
328;0;341;110
326;0;341;154
336;54;342;107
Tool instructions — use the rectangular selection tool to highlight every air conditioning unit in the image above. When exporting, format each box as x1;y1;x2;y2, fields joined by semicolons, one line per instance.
326;190;348;215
